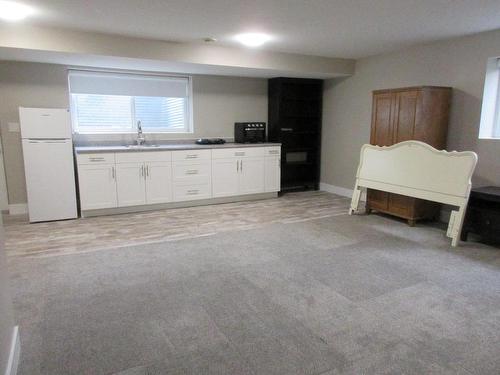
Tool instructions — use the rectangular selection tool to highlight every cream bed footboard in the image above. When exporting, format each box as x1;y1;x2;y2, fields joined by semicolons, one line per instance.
349;141;478;247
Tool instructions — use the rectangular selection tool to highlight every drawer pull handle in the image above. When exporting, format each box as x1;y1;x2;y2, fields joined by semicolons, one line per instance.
90;157;105;161
186;190;199;195
186;155;198;159
186;170;198;175
268;150;279;154
235;152;245;156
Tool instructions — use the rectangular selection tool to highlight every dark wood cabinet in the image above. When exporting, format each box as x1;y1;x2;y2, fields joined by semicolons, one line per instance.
367;86;452;225
268;78;323;192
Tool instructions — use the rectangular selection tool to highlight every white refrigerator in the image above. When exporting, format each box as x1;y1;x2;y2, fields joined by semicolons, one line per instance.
20;107;78;223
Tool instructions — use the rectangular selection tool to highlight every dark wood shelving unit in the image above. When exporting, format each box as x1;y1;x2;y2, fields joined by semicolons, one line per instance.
268;77;323;192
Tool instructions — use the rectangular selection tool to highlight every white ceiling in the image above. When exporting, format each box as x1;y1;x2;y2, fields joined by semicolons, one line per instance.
16;0;500;59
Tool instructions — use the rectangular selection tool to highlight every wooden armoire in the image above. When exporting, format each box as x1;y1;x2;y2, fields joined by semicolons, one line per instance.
367;86;452;225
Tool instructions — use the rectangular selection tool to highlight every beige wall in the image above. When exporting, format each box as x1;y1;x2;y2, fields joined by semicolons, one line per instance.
0;217;15;374
321;28;500;190
0;61;268;204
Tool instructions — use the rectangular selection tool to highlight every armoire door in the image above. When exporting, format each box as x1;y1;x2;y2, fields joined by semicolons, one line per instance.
393;90;418;142
370;92;394;146
386;90;419;217
368;92;394;211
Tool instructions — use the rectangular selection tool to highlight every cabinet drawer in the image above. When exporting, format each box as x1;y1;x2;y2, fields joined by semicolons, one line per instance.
77;153;115;165
172;149;211;161
173;162;211;179
173;183;211;201
115;151;172;163
173;163;210;186
212;147;265;159
265;146;281;156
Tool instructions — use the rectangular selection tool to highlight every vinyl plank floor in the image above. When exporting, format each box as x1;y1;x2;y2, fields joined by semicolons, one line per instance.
4;191;350;258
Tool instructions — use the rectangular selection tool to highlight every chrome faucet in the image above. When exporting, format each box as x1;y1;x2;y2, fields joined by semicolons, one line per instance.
136;120;146;145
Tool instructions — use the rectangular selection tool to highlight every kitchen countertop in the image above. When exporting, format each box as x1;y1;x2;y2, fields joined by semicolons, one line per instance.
74;142;281;154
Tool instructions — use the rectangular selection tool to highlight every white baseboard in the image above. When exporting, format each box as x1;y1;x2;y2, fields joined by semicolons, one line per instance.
5;326;20;375
8;204;27;215
320;182;366;201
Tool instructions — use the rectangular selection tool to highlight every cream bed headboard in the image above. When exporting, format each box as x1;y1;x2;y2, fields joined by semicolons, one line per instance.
349;141;478;247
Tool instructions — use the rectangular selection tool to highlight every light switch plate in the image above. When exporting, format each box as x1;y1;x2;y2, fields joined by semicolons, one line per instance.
8;122;20;132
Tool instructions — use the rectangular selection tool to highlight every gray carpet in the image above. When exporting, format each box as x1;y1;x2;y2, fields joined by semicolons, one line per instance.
7;213;500;375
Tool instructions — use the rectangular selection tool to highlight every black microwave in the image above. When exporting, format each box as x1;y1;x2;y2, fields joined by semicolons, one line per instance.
234;122;266;143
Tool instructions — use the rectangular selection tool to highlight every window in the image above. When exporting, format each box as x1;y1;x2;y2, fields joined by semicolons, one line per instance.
495;66;500;138
69;70;192;133
479;57;500;139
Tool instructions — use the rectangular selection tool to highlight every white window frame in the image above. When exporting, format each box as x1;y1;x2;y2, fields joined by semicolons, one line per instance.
494;69;500;138
69;70;194;135
479;57;500;139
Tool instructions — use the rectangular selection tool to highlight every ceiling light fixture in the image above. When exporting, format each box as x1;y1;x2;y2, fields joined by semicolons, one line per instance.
234;33;272;48
0;1;34;21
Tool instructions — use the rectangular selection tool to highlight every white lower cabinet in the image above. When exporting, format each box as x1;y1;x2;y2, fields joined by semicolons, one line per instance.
264;156;280;192
146;162;173;204
78;164;118;210
77;146;280;213
212;158;239;198
172;153;211;202
212;147;276;197
116;163;147;207
239;157;265;195
116;161;173;207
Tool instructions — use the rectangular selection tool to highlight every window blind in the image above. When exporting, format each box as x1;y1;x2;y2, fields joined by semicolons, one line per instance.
68;70;192;133
68;71;189;97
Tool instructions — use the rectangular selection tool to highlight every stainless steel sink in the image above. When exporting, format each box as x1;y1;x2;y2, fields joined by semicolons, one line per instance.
125;144;160;149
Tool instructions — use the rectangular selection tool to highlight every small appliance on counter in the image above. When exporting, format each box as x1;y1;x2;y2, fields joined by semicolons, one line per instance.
234;122;266;143
195;138;226;145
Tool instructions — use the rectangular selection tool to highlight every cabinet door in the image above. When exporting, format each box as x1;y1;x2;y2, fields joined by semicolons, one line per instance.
145;161;173;204
264;156;280;192
239;157;265;195
78;164;117;210
115;163;146;207
393;90;418;142
212;158;239;198
370;92;395;146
